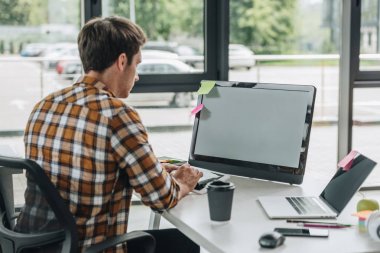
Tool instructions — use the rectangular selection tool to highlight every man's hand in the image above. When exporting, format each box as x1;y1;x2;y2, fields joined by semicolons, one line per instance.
161;163;180;174
171;163;203;200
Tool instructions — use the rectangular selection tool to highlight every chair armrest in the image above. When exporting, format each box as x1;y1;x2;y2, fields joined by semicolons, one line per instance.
0;212;65;250
10;230;65;250
85;231;155;253
0;227;65;252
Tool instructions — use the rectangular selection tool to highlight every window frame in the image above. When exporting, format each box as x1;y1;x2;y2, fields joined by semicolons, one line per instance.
85;0;229;93
339;0;380;161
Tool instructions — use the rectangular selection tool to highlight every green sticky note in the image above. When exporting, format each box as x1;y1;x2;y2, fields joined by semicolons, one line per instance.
197;80;216;95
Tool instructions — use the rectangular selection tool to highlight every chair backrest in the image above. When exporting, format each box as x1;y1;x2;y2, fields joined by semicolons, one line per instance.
0;155;79;253
0;189;10;229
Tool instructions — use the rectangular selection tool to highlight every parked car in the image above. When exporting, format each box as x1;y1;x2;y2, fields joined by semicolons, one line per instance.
142;49;179;60
42;43;79;69
228;44;255;70
126;91;194;108
56;57;196;107
143;41;203;68
56;59;82;76
137;58;197;74
56;49;180;78
20;43;48;57
125;59;197;107
143;41;180;53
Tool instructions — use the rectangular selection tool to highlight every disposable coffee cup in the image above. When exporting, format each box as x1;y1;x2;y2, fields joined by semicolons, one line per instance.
206;180;235;221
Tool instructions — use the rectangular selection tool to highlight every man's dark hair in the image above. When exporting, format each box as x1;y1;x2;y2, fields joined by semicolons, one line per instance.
78;16;146;73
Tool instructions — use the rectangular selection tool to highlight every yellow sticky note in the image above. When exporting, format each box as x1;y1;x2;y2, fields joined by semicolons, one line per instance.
197;80;216;95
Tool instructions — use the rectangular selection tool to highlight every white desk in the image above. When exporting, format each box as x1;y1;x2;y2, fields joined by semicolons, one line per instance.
154;175;380;253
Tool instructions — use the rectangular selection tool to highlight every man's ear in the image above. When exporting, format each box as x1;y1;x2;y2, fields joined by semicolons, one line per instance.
116;53;128;71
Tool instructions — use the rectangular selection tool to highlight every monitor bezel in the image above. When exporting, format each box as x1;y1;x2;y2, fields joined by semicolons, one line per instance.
188;81;316;184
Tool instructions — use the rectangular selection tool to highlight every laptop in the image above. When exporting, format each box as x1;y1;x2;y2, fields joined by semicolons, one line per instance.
258;153;377;219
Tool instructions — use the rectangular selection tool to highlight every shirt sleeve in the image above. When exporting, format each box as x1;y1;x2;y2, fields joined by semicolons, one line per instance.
110;107;179;211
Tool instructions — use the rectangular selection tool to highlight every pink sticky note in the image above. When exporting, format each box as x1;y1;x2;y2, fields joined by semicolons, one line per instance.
338;150;358;171
191;104;204;116
352;210;374;219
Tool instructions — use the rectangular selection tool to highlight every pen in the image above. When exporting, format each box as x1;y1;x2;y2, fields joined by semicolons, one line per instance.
159;159;184;164
298;223;350;229
286;219;351;227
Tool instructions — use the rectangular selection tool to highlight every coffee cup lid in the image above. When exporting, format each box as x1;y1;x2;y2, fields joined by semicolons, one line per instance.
206;180;235;191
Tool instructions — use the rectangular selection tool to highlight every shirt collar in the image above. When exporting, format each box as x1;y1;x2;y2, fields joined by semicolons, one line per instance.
75;75;116;97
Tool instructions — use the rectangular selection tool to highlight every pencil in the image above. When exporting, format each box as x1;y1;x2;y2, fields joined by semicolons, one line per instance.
287;219;351;227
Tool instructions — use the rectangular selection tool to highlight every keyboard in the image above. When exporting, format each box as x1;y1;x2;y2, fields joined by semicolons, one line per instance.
193;167;222;190
286;197;327;214
194;177;219;190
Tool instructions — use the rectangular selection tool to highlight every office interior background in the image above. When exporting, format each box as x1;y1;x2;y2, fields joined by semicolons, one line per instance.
0;0;379;193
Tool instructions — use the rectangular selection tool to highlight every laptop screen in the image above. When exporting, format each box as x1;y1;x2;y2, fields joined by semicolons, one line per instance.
189;81;316;184
320;154;377;213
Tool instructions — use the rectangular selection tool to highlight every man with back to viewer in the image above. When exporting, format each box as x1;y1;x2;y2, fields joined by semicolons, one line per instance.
15;16;203;253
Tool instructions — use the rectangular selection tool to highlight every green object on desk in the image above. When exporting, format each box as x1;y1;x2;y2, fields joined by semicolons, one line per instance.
161;159;183;164
158;157;186;165
356;199;379;212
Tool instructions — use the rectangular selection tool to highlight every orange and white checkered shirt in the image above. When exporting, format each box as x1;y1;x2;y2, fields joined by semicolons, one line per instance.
15;76;179;252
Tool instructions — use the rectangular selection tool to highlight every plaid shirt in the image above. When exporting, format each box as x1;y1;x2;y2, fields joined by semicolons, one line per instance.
15;76;179;252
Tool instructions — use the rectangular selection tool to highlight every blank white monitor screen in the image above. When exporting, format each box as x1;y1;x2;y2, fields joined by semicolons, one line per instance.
194;87;309;168
189;81;316;184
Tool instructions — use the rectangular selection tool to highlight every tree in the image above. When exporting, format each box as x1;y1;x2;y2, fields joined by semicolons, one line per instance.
25;0;48;25
0;0;50;26
0;0;31;25
111;0;202;41
164;0;203;39
230;0;297;54
112;0;169;40
0;40;4;54
0;0;296;54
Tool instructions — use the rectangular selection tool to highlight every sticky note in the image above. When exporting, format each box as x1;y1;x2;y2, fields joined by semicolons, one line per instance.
191;104;204;116
197;80;215;95
352;210;374;219
338;150;358;171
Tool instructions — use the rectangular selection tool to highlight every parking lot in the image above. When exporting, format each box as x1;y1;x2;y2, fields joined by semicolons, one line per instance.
1;58;380;132
1;57;379;187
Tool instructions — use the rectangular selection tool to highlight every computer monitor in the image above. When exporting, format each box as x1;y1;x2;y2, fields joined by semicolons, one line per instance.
189;81;316;184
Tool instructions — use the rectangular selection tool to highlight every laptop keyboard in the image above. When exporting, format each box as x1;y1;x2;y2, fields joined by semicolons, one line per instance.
286;197;327;214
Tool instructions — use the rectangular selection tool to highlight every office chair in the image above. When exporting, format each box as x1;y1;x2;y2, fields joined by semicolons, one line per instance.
0;155;155;253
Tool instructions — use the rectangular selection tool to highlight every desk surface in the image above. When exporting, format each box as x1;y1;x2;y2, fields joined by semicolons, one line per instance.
162;175;380;253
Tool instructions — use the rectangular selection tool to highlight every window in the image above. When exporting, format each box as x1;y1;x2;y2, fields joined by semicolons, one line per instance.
228;0;342;176
94;0;226;114
359;0;380;71
103;0;204;74
0;0;81;133
353;88;380;186
339;0;380;186
101;0;223;93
